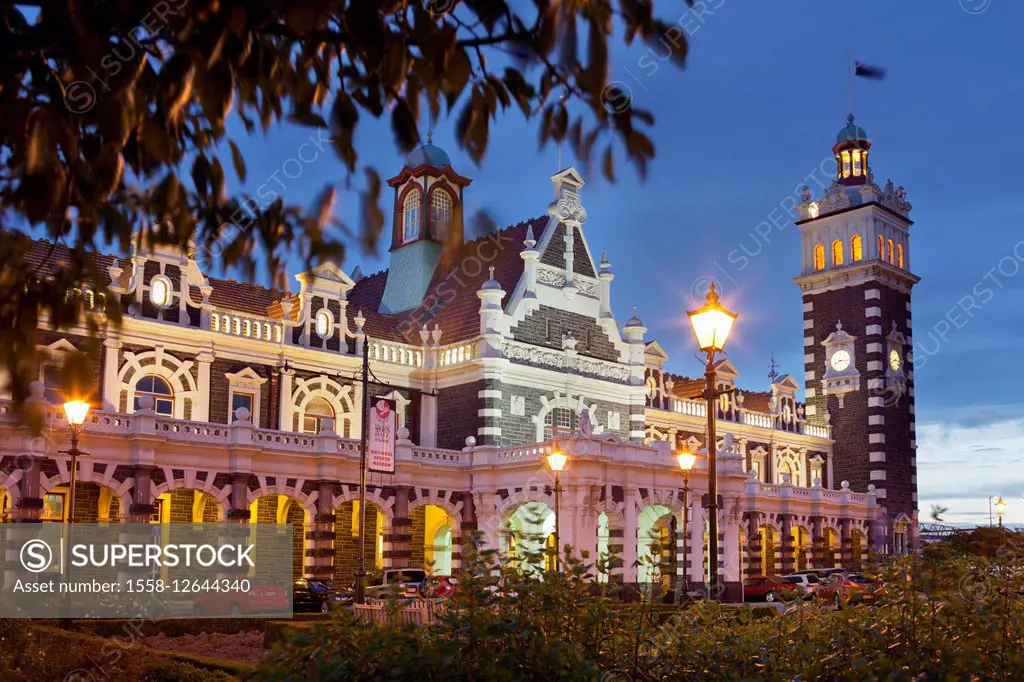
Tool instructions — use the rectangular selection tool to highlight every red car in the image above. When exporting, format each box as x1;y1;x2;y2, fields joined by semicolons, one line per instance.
192;578;290;616
743;576;798;603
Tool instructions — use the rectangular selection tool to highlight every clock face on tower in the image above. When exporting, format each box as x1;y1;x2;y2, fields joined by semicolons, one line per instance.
830;349;852;372
889;348;902;372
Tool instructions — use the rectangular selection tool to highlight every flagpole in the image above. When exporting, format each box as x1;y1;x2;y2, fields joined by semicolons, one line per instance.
846;50;853;116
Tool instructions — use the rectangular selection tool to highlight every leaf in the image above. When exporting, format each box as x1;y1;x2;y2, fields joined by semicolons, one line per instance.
228;140;247;183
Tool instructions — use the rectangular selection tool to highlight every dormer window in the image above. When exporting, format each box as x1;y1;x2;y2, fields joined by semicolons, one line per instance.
150;275;172;308
315;309;333;338
402;190;421;242
430;190;452;241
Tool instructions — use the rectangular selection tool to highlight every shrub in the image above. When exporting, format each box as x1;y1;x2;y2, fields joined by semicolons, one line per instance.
255;532;1024;681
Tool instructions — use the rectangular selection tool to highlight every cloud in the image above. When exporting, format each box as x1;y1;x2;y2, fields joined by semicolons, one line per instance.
918;416;1024;524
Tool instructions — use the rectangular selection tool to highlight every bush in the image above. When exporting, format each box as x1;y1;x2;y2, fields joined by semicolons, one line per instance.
254;533;1024;681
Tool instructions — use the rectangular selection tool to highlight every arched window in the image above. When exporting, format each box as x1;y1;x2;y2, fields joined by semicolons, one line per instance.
402;190;421;242
831;240;844;266
429;190;452;241
302;397;335;434
315;309;332;338
840;151;851;178
851;235;863;261
887;239;894;264
897;244;904;269
543;406;578;440
778;460;793;484
134;375;173;415
150;275;172;307
813;244;825;271
852;149;862;176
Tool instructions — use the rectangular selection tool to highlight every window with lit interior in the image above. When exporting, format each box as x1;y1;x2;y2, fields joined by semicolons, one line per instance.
303;397;335;434
897;243;904;268
887;239;895;264
150;275;172;308
878;234;885;260
813;244;825;271
315;309;332;338
831;240;844;266
134;375;174;415
851;235;863;261
430;190;452;241
402;190;421;242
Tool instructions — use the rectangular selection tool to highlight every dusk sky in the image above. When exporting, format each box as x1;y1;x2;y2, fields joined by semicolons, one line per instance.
223;1;1024;525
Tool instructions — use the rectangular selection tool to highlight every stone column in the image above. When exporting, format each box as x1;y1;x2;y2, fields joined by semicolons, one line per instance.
193;349;215;422
455;493;477;570
127;466;156;523
309;481;337;580
385;486;413;569
101;337;122;412
810;516;829;568
622;487;639;585
779;513;794;576
277;367;294;432
839;517;853;569
227;474;252;522
15;453;43;522
744;511;762;578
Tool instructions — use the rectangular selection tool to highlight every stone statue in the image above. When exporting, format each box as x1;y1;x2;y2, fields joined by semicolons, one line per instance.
578;408;594;436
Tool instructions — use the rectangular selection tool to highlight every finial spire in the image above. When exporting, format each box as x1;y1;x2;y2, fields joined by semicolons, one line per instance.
768;353;780;384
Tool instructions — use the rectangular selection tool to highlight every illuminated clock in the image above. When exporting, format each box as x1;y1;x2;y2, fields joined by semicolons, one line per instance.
829;349;851;372
889;348;902;372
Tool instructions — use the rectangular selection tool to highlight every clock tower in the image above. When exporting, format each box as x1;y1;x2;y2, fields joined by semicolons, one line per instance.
793;114;919;553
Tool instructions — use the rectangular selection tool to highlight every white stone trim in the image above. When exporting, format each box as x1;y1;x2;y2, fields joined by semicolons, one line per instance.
804;336;814;347
478;426;502;436
866;342;882;353
865;307;881;318
478;408;502;418
804;370;815;381
225;367;268;427
869;451;886;462
803;319;814;330
869;470;886;481
868;397;884;407
868;416;884;426
805;388;816;398
865;289;880;300
867;360;882;372
869;434;885;444
866;324;882;335
805;405;816;416
478;389;503;399
803;301;813;312
119;348;200;420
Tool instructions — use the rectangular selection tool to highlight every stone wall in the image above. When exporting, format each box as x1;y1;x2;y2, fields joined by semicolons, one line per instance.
496;381;632;447
436;379;485;449
510;304;621;363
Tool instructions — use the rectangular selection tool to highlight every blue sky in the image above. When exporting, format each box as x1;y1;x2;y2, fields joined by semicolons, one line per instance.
221;0;1024;525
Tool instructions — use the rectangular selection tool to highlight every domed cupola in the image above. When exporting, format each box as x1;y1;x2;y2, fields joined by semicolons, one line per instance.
832;114;872;186
380;134;473;315
406;141;451;169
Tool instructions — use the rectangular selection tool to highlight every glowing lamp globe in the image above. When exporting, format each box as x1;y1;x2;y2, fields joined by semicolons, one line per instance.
995;497;1006;517
63;400;91;426
676;450;697;472
687;283;737;353
546;450;568;473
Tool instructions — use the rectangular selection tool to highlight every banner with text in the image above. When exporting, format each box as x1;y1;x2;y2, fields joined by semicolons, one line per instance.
368;398;397;473
0;523;297;619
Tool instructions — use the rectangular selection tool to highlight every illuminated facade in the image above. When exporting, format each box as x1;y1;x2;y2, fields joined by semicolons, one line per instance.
0;126;899;596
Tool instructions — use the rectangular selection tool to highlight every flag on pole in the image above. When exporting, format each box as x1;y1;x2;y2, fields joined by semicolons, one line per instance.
854;61;886;80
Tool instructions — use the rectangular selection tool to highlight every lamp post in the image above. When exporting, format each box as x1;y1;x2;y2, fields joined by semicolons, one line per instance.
995;496;1006;529
989;495;996;527
61;400;91;524
60;399;91;626
546;446;568;571
674;448;697;604
687;283;737;602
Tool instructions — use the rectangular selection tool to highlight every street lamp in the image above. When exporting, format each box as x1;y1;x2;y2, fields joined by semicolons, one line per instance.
995;496;1006;529
62;400;91;524
675;448;697;604
546;447;568;571
687;283;737;601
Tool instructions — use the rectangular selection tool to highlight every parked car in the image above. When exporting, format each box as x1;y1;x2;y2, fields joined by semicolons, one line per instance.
743;576;798;603
364;569;429;599
815;573;881;608
782;573;820;596
193;578;290;616
293;578;352;613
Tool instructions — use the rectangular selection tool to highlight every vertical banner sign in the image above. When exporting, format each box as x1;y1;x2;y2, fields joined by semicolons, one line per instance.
368;398;397;473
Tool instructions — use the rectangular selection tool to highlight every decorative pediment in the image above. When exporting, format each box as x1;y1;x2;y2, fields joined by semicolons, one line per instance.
713;358;740;380
296;262;356;294
644;340;671;366
821;320;856;347
40;338;79;356
224;367;268;389
772;374;800;392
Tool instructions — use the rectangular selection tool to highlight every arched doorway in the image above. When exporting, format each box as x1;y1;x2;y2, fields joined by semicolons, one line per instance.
333;500;386;583
793;526;812;571
820;528;840;568
637;504;676;593
505;501;555;576
759;526;778;576
411;504;454;576
251;494;310;579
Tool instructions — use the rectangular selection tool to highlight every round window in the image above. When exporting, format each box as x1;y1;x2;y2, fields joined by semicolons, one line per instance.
315;310;333;338
150;275;172;307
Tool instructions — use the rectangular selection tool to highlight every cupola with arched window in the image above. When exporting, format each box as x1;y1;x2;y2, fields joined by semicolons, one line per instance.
833;114;871;187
